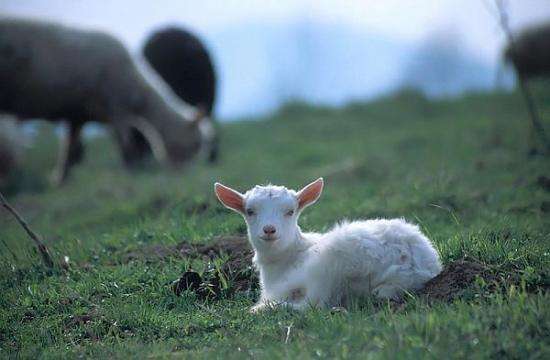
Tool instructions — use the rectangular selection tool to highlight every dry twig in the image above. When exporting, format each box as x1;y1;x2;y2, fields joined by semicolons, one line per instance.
284;323;293;344
0;191;54;268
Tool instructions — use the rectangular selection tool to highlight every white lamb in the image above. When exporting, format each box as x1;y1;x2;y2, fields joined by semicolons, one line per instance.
214;178;442;312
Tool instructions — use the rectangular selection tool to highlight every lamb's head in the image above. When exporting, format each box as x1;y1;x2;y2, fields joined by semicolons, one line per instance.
214;178;324;254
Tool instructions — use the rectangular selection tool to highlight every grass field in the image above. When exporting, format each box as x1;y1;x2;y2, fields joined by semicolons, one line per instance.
1;88;549;358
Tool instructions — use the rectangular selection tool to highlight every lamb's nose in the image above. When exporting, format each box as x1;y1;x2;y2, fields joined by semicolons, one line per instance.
263;225;276;235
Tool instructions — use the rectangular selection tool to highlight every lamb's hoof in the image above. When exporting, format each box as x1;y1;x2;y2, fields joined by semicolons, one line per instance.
330;306;348;314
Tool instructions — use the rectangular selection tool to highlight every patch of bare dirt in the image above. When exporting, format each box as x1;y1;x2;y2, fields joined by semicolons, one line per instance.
121;235;256;298
122;235;251;264
170;236;257;298
122;244;187;263
419;259;498;302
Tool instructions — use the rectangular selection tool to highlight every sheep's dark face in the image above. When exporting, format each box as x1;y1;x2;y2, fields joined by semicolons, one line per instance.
118;116;208;167
164;120;206;165
167;137;202;164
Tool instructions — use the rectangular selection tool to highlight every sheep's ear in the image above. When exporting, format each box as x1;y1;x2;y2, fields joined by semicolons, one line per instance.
297;178;324;210
214;182;245;214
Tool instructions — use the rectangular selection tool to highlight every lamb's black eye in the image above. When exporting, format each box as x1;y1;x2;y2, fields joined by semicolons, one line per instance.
246;209;255;216
286;209;294;216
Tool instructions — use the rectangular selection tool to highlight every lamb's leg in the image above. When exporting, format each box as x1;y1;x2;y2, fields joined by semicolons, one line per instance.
285;283;333;311
250;299;309;313
250;288;314;313
250;302;268;313
250;297;281;313
51;122;84;185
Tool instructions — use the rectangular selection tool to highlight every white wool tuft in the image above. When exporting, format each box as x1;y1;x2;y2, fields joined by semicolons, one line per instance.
134;54;200;122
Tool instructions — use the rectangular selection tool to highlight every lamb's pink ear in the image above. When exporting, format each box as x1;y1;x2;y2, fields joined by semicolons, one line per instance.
297;178;324;210
214;182;245;214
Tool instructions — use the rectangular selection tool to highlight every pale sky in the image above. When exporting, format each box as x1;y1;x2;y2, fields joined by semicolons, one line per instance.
2;0;549;62
2;1;549;118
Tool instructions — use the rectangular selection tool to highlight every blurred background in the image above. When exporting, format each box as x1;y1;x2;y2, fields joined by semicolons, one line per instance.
2;3;550;356
2;0;549;120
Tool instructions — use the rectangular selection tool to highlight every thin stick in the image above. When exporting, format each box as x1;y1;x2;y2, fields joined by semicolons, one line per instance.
494;0;550;152
284;323;293;344
0;191;54;268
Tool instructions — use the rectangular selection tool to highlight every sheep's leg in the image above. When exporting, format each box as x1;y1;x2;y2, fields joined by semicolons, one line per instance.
207;132;220;164
112;116;165;167
51;122;84;185
112;126;139;167
109;118;142;168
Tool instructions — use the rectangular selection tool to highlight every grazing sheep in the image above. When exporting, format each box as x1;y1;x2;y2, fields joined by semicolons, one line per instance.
504;22;550;80
143;27;219;162
0;17;215;184
214;178;442;312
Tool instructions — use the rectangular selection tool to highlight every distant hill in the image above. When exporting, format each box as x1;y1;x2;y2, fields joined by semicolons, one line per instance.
401;30;502;97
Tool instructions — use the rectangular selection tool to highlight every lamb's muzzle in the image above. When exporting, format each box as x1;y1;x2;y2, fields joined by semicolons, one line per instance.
215;178;442;312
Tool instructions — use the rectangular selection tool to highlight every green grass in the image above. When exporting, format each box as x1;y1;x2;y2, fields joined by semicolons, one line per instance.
1;88;549;358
